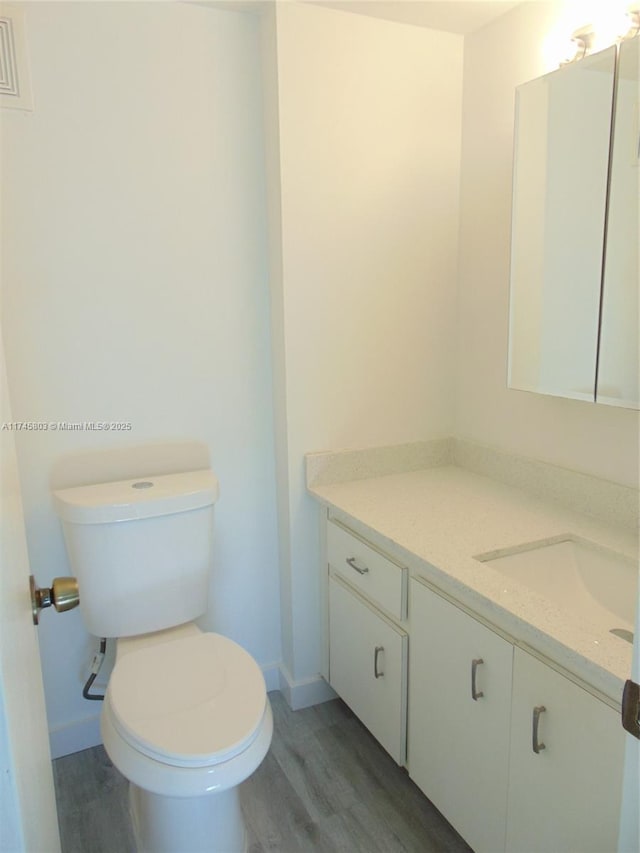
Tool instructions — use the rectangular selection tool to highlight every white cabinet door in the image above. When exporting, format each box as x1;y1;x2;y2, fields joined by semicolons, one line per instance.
329;575;407;764
409;578;513;853
506;647;625;853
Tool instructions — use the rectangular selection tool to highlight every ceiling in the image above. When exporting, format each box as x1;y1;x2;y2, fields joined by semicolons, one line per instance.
312;2;522;34
199;2;523;35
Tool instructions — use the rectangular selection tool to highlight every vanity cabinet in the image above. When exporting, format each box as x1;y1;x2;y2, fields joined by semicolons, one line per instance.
326;518;408;764
506;648;625;853
322;518;625;853
409;577;513;853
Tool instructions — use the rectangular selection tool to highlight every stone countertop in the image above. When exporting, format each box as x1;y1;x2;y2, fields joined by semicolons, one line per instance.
308;465;638;705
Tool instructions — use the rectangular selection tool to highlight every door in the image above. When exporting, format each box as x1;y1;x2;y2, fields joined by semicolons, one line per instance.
507;647;624;853
409;578;513;853
329;574;408;764
0;327;60;852
618;576;640;852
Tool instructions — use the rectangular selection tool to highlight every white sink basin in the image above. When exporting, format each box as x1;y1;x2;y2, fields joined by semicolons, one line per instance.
475;537;638;640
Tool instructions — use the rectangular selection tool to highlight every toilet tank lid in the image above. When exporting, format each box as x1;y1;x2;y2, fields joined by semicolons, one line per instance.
52;469;219;524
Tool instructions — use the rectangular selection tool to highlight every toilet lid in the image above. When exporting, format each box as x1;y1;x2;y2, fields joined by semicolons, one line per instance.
107;632;267;768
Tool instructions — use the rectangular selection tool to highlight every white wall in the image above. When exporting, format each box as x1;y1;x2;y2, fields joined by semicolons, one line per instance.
267;3;464;689
455;1;640;488
0;1;281;755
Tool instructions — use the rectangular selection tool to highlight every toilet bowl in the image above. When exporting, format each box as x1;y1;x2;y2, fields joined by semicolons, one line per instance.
101;623;273;852
52;469;273;852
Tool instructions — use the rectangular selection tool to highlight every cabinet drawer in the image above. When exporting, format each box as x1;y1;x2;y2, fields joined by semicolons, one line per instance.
327;519;407;620
329;575;407;764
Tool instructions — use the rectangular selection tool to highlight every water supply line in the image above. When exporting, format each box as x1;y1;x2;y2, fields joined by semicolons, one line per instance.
82;638;107;701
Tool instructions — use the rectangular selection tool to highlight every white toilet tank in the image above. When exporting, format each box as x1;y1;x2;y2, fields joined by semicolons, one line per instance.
53;470;219;638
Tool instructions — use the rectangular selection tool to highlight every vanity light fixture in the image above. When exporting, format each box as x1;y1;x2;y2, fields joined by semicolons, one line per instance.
621;6;640;39
563;25;596;63
557;4;639;66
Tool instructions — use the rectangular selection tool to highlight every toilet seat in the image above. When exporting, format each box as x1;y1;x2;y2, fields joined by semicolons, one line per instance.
107;632;267;769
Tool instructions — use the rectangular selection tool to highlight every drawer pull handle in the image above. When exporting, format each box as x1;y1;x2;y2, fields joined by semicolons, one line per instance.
346;556;369;575
532;705;546;754
471;658;484;701
374;645;384;678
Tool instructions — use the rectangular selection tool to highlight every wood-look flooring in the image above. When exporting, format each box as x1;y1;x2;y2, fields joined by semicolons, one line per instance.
53;691;472;853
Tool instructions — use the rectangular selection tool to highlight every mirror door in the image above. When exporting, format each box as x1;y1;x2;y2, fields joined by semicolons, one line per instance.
508;46;617;402
597;36;640;409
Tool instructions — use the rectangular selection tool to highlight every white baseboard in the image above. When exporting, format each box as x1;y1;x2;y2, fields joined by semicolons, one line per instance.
49;713;102;760
277;665;336;710
261;661;282;693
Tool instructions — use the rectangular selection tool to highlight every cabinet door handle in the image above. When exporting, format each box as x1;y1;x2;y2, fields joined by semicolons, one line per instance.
374;645;384;678
346;556;369;575
471;658;484;700
532;705;546;753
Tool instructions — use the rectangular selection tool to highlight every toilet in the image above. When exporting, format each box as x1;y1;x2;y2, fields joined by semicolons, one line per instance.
53;469;273;853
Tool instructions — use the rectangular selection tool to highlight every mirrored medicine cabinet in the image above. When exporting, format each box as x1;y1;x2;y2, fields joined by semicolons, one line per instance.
508;37;639;409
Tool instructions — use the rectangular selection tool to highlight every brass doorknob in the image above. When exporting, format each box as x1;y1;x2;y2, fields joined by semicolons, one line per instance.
30;575;79;625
